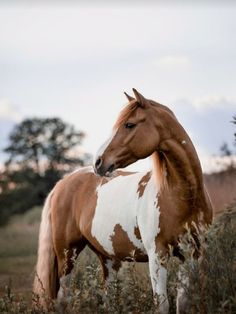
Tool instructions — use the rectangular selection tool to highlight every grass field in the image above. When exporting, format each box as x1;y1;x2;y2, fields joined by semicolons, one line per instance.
0;207;40;299
1;205;235;313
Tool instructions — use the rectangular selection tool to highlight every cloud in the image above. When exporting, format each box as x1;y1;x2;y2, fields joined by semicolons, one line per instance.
0;98;22;122
155;56;191;70
170;96;235;173
173;96;235;156
0;5;167;62
192;95;236;112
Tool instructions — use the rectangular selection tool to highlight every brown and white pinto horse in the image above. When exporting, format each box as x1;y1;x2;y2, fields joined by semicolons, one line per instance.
34;89;212;313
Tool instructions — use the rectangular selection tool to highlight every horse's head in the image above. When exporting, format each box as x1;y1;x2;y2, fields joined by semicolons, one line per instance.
95;89;168;176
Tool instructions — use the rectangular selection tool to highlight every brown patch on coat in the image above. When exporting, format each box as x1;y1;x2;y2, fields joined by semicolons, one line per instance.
100;176;110;186
110;224;147;262
134;226;142;240
152;138;213;260
116;170;136;176
99;170;135;186
137;171;151;198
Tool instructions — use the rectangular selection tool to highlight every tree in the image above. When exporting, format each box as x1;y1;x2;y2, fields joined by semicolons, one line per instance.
218;116;236;171
4;118;89;172
220;142;232;157
233;115;236;142
0;117;91;225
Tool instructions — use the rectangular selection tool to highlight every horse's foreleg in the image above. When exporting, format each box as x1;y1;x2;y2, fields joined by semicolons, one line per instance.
176;263;190;314
95;254;121;308
56;239;87;301
147;249;169;314
98;255;121;288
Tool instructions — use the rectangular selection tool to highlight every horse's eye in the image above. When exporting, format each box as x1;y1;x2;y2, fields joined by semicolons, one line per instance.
125;122;136;129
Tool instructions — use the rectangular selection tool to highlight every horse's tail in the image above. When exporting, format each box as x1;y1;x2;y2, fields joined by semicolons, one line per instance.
33;190;59;305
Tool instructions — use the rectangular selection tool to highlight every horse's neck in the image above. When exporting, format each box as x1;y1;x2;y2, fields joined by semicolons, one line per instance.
154;134;204;201
154;137;213;225
150;108;212;223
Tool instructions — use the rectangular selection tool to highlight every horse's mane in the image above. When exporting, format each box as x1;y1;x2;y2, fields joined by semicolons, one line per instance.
152;151;167;190
113;100;138;130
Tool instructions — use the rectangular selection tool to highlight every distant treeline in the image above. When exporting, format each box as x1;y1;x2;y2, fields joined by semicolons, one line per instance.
0;117;91;225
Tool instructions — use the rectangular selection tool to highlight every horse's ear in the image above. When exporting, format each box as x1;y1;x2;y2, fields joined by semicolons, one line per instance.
124;92;134;102
132;88;146;108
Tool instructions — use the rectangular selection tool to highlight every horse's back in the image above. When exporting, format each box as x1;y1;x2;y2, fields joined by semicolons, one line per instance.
51;166;98;217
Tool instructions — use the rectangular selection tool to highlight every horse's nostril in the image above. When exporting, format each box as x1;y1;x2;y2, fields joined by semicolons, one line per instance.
95;157;102;169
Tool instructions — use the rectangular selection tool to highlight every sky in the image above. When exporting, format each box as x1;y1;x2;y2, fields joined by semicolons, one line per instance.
0;2;235;173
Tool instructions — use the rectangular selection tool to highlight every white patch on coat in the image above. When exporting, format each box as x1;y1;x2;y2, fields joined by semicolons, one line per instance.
91;171;161;256
181;140;186;145
148;248;169;314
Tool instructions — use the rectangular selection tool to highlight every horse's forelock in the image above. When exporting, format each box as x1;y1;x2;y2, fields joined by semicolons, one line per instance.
113;100;138;130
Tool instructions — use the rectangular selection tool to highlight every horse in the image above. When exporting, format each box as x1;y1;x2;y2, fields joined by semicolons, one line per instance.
33;89;213;314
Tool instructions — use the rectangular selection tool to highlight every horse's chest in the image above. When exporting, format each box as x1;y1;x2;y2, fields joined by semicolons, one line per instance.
91;173;160;257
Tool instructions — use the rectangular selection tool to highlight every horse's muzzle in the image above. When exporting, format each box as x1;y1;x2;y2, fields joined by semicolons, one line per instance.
94;157;115;177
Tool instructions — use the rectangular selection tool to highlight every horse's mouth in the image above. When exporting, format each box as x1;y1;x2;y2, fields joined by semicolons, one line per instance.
95;162;116;177
105;164;115;175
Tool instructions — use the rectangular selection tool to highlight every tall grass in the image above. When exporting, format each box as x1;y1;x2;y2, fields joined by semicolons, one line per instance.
0;207;40;302
182;204;236;313
0;204;235;313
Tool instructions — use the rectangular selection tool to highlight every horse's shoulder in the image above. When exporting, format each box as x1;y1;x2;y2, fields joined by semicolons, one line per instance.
64;166;96;180
53;166;98;193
